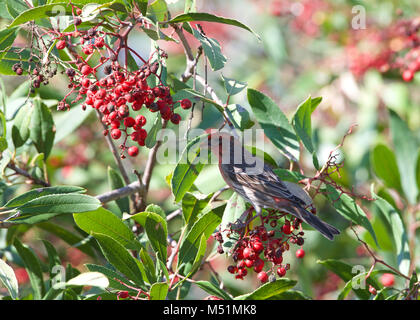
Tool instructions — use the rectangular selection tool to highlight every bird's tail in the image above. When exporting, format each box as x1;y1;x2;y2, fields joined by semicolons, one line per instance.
290;205;340;241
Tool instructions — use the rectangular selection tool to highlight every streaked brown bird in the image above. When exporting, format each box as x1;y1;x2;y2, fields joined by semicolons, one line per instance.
201;132;340;240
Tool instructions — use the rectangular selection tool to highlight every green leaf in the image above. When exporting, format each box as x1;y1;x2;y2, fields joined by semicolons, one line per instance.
181;88;225;113
184;0;196;13
150;282;169;300
171;134;207;202
0;259;18;300
371;144;402;192
16;193;99;214
92;233;144;287
221;74;247;96
145;113;162;148
147;0;168;22
5;186;85;208
139;248;157;284
168;12;260;40
270;290;310;300
192;28;226;71
220;193;246;251
65;272;109;289
273;168;307;183
37;222;95;257
73;207;138;250
54;105;92;144
131;211;167;262
235;279;297;300
30;98;55;159
245;146;277;167
326;185;378;246
7;3;72;28
226;104;254;131
85;264;130;290
107;167;129;215
145;204;166;219
0;27;19;56
181;192;211;226
6;0;28;18
14;239;45;299
291;96;321;154
41;240;61;278
247;88;299;162
134;0;148;15
0;47;34;76
372;191;410;275
178;206;224;273
389;110;419;204
195;280;232;300
318;259;380;300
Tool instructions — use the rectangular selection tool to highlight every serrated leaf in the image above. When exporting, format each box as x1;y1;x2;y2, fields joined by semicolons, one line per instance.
73;207;139;250
178;206;224;274
168;12;260;40
5;186;85;208
192;28;226;71
85;264;130;291
195;280;232;300
291;96;321;154
7;3;72;28
273;168;307;183
221;74;247;96
247;88;299;162
139;248;157;284
171;134;207;202
92;233;144;287
147;0;168;22
235;279;297;300
220;193;246;251
326;185;378;246
225;104;254;131
131;211;167;263
181;192;211;226
65;272;109;288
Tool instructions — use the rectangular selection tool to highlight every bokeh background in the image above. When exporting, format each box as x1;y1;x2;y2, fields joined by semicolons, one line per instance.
1;0;420;299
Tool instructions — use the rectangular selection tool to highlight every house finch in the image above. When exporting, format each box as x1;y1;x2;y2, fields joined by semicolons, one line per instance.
201;132;340;240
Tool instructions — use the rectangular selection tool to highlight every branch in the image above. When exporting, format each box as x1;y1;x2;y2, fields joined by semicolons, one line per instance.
6;162;50;187
96;180;144;204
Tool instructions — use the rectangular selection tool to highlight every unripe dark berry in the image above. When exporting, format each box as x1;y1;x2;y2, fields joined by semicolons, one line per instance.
227;265;236;274
170;113;181;125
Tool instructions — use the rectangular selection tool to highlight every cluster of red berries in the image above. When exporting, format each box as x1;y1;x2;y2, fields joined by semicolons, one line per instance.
13;4;194;158
220;211;306;284
347;15;420;81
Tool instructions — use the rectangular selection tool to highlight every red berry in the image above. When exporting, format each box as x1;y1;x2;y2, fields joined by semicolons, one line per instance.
380;273;395;287
257;271;268;283
245;259;254;268
282;224;292;235
238;268;247;277
273;255;283;265
135;115;146;126
170;113;181;125
296;248;305;259
243;247;256;260
253;258;264;273
180;98;192;109
402;69;414;82
118;291;129;299
110;128;121;139
81;78;91;88
277;267;286;277
237;261;246;269
252;241;264;253
81;65;93;76
124;117;135;127
56;40;66;50
127;146;139;157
